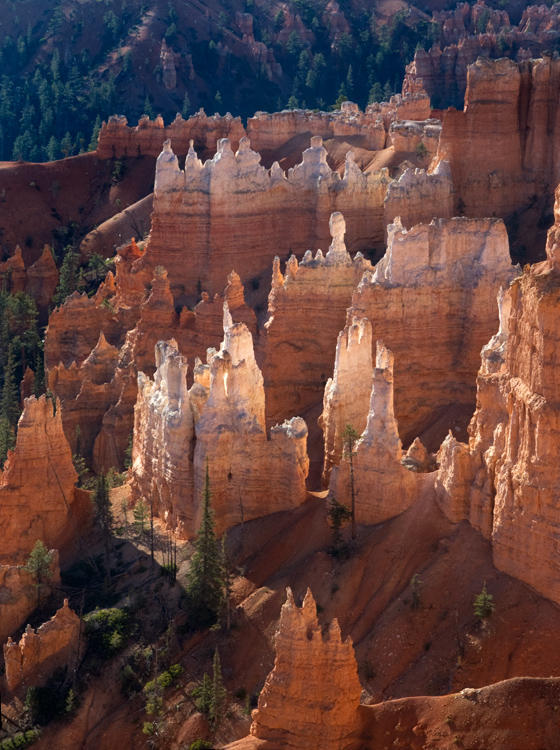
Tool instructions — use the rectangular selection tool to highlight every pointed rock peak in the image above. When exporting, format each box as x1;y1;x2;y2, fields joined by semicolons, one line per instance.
375;340;393;371
315;248;324;261
270;161;284;180
11;246;25;268
162;139;173;153
223;300;234;332
238;136;251;153
188;139;195;154
327;618;342;642
406;437;429;463
217;138;233;154
272;256;284;289
154;265;168;281
311;135;323;147
225;270;247;310
497;285;512;337
302;250;313;265
103;270;116;292
329;212;346;252
286;254;299;280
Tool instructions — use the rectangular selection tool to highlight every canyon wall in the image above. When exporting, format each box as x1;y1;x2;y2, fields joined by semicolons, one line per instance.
249;588;361;750
0;395;78;564
135;137;390;298
434;56;560;217
347;216;516;445
433;186;560;606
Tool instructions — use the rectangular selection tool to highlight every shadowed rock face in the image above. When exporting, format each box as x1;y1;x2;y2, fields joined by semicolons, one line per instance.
249;588;361;750
4;598;80;693
0;395;77;565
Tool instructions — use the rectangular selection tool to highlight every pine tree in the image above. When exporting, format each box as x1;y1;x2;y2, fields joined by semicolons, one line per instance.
88;115;102;152
133;497;149;536
474;583;495;620
220;534;233;630
186;459;223;627
368;82;383;104
210;649;226;729
0;416;15;468
1;344;20;426
93;473;113;583
342;424;360;540
54;247;80;306
181;92;190;119
192;672;212;714
24;540;54;610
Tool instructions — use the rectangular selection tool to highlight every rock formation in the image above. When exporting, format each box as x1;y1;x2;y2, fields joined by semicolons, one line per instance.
0;556;60;645
347;216;516;444
3;599;81;693
249;589;361;750
433;56;560;217
137;137;390;298
261;212;372;428
432;185;560;606
132;311;309;538
0;245;26;293
329;342;426;525
25;245;59;310
0;395;78;564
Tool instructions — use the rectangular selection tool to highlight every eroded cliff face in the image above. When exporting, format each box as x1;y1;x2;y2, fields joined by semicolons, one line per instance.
249;588;361;750
4;599;81;693
0;395;77;564
433;186;560;605
132;312;308;538
262;212;372;428
434;56;560;217
329;342;428;525
133;137;391;298
0;556;60;645
347;216;516;445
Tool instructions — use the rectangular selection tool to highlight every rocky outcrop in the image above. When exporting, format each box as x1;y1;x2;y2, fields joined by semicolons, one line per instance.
0;557;60;645
132;313;309;538
249;588;361;750
25;245;59;310
329;342;427;525
432;185;560;606
383;160;454;234
0;245;26;293
320;317;373;486
3;599;81;693
0;396;78;564
261;212;372;428
135;138;389;298
160;39;179;90
96;112;246;159
347;216;516;444
434;56;560;217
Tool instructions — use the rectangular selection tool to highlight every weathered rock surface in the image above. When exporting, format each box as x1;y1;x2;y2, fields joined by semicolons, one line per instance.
4;599;81;693
249;588;361;750
347;216;516;445
132;312;308;538
434;56;560;217
261;212;372;428
0;556;60;645
0;396;77;564
134;137;391;298
25;245;59;310
383;160;453;234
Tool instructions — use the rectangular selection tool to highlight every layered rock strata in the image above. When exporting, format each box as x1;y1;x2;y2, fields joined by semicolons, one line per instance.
329;342;427;525
249;589;361;750
3;599;81;693
383;161;453;234
261;212;372;427
433;56;560;217
0;395;77;564
433;186;560;606
347;216;516;444
137;138;390;297
132;313;309;538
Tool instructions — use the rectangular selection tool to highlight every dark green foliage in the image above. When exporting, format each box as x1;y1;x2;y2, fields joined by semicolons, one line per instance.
24;540;54;609
84;607;131;659
190;741;214;750
410;573;423;611
53;246;82;306
192;672;212;714
474;584;495;620
186;461;224;628
327;498;352;553
24;668;69;726
210;649;226;729
0;730;41;750
133;497;149;536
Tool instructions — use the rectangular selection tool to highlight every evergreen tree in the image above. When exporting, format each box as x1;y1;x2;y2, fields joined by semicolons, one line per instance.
220;534;233;630
0;417;15;468
53;247;81;306
186;459;223;627
1;344;20;426
342;424;360;540
24;540;54;609
93;473;113;583
210;649;226;729
133;497;149;536
368;82;383;104
88;115;102;152
143;95;153;119
192;672;212;714
474;583;495;620
181;92;190;119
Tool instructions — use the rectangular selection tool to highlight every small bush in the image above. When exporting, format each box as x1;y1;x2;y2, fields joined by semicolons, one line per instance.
0;730;41;750
190;741;214;750
25;669;69;726
84;607;131;659
474;584;495;620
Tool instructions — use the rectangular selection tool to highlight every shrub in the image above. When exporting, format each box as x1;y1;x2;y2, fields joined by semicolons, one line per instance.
25;669;69;726
0;730;41;750
84;607;131;659
474;584;495;620
190;741;213;750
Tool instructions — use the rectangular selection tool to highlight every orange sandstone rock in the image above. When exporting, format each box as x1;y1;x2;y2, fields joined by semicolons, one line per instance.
25;245;58;310
0;396;77;564
4;599;80;693
249;588;361;750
